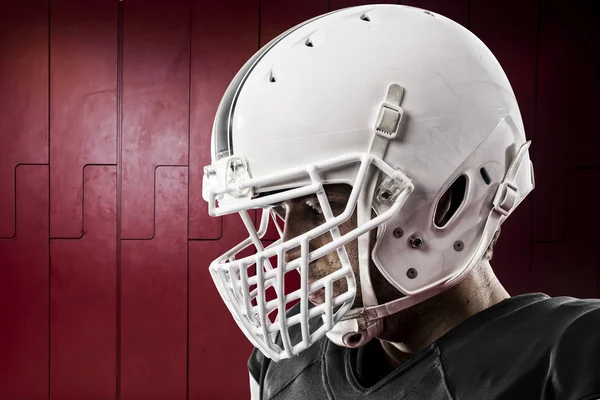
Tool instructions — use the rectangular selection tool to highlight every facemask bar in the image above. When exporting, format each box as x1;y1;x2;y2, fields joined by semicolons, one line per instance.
205;153;413;361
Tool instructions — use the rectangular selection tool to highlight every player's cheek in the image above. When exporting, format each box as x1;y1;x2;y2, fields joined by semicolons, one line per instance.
332;277;349;297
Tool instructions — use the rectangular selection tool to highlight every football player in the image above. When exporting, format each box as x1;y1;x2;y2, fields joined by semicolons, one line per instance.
202;5;600;399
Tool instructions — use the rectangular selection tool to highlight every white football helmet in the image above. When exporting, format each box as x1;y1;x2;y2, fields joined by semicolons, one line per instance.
202;4;534;361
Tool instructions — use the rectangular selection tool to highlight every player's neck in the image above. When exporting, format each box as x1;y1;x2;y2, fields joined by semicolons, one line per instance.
380;260;509;368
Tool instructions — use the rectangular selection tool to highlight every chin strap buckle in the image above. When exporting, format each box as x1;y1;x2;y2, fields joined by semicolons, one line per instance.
374;84;405;139
493;181;518;216
491;140;533;218
370;84;406;158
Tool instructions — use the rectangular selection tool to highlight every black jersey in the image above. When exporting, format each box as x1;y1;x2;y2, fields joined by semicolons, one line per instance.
248;293;600;400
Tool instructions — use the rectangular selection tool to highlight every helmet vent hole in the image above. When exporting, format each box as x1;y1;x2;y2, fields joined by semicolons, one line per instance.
305;38;313;47
480;167;491;185
434;175;467;228
269;71;276;83
360;13;370;22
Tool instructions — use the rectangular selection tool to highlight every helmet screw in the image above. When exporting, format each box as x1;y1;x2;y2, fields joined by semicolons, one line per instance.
393;228;403;238
408;234;423;249
407;268;418;279
381;190;392;200
454;240;464;251
252;312;261;328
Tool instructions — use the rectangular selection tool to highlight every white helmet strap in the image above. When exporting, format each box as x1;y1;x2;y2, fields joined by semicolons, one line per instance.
326;84;405;348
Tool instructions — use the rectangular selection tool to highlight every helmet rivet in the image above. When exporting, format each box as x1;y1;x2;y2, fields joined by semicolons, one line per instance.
409;235;423;248
381;190;392;200
407;268;418;279
454;240;464;251
251;312;261;328
393;228;404;238
204;166;216;176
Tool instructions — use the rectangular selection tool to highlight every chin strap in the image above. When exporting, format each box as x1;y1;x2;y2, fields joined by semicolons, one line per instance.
326;84;405;348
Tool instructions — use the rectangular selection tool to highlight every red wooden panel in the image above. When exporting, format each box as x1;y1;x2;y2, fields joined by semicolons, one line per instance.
189;0;259;240
469;0;538;295
189;244;252;399
121;0;190;239
50;165;117;399
401;0;469;27
530;169;600;298
530;243;598;299
0;165;48;399
260;0;329;45
330;0;397;10
121;167;187;399
0;1;48;237
532;0;600;242
189;212;256;399
50;0;117;238
564;170;600;243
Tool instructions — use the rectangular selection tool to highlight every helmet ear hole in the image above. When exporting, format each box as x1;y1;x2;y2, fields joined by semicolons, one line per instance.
434;175;467;228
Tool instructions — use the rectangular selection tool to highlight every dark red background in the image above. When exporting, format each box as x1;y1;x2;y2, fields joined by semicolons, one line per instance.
1;0;599;398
